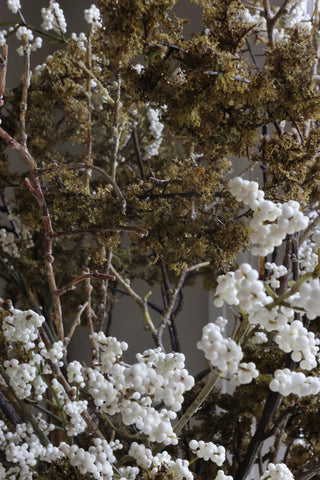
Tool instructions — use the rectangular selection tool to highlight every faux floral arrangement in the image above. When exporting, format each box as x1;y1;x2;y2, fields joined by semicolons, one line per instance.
0;0;320;479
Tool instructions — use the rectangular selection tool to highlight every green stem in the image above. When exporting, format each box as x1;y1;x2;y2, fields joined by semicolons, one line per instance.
174;369;221;436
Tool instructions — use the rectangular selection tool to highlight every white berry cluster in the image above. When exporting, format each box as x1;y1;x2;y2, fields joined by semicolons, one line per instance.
189;440;226;466
84;4;102;28
129;442;193;479
197;318;259;384
215;471;234;480
67;360;85;387
60;438;116;479
39;340;65;366
70;32;87;52
269;369;320;397
15;26;42;56
41;1;67;34
121;399;178;445
0;215;34;258
214;263;266;311
265;262;288;289
0;420;63;480
144;107;164;159
51;379;87;436
84;367;119;414
92;331;128;372
298;227;320;273
197;320;242;372
118;466;139;480
289;278;320;320
260;463;294;480
274;320;319;370
7;0;21;13
230;362;259;385
4;358;46;400
228;177;309;256
249;303;294;332
214;263;294;333
2;307;44;349
77;333;193;445
125;348;194;411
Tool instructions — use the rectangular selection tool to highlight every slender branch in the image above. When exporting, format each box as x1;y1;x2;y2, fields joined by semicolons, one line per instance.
234;391;283;480
109;264;157;340
65;302;88;346
160;257;181;352
111;72;121;181
157;264;188;348
263;0;290;47
97;248;113;332
132;121;145;180
0;366;49;446
0;387;22;425
83;268;98;365
0;128;64;340
55;270;115;297
174;370;222;436
84;24;93;193
78;60;114;104
0;44;8;108
0;126;36;170
19;38;31;150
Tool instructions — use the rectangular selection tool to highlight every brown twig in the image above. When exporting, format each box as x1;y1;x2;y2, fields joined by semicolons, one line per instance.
55;270;115;297
111;72;121;181
109;264;157;341
97;248;113;332
160;257;180;352
0;44;8;108
0;128;64;341
84;24;93;193
132;121;145;180
157;264;188;349
19;39;31;150
263;0;290;47
64;301;88;346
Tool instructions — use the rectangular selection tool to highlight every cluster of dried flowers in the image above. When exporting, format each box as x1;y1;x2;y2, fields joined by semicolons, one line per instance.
0;0;320;479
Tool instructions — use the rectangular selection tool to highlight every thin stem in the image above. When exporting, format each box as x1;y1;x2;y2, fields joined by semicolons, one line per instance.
19;39;31;150
132;121;145;179
157;264;188;349
0;44;8;108
84;268;98;365
78;60;114;104
0;124;65;341
97;249;113;332
111;72;121;181
109;264;157;340
65;301;88;346
84;25;93;193
0;366;49;446
174;369;222;436
55;270;115;297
